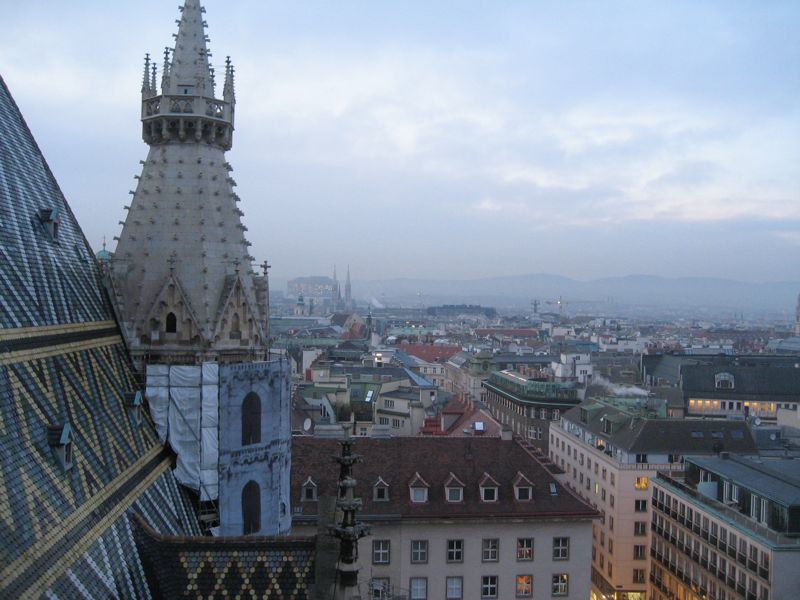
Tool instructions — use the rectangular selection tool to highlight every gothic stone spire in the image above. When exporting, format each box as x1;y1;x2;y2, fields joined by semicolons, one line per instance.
112;0;266;368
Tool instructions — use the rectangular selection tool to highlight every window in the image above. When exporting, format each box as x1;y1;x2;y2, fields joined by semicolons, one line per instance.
635;453;648;464
608;538;613;555
481;575;498;598
446;577;463;599
553;537;569;560
516;485;532;501
392;418;402;428
372;540;390;564
379;417;389;425
371;578;390;599
301;477;317;502
411;487;427;503
633;545;646;560
610;494;615;507
516;574;533;597
374;479;389;501
517;538;534;561
241;392;261;446
166;311;177;333
409;577;427;600
634;521;647;536
634;499;647;512
447;539;464;562
482;538;499;562
242;480;260;535
447;486;463;502
634;476;649;490
411;540;428;564
481;486;498;502
552;574;569;596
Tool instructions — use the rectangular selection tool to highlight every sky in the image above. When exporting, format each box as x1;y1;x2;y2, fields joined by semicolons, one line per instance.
1;0;799;283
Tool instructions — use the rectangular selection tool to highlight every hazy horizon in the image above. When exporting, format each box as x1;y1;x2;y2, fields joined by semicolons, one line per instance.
2;0;798;283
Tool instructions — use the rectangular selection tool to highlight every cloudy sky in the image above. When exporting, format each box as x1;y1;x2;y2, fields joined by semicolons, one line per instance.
2;1;798;283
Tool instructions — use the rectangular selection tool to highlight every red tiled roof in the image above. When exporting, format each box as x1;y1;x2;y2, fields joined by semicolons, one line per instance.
398;343;461;363
291;437;597;520
441;397;467;415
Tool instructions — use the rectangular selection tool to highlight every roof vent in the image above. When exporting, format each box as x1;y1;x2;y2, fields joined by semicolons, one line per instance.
47;422;73;472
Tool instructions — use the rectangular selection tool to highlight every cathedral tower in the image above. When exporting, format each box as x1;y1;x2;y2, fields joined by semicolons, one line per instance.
111;0;269;368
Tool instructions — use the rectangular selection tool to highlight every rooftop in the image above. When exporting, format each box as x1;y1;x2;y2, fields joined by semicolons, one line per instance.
292;437;597;521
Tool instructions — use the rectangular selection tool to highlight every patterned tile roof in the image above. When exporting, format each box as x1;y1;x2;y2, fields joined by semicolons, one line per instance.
0;77;113;329
0;75;200;598
132;515;316;599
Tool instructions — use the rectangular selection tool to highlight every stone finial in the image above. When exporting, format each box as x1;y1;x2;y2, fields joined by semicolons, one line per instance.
141;53;151;96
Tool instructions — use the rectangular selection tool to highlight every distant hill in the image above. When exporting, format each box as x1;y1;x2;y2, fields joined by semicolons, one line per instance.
355;273;799;319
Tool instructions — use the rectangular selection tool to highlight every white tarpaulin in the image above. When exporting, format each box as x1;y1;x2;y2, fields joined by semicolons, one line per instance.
202;362;219;385
168;384;201;489
170;365;202;387
144;363;219;500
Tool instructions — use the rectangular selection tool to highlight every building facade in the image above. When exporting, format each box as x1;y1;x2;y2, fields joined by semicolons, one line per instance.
650;454;800;600
483;370;583;451
292;437;598;600
549;398;757;600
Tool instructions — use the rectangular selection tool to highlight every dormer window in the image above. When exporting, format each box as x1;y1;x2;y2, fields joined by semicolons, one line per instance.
47;422;73;473
444;472;465;503
409;472;429;503
715;372;735;390
301;477;317;502
514;471;534;501
124;391;143;426
37;207;60;240
479;472;499;502
373;477;390;502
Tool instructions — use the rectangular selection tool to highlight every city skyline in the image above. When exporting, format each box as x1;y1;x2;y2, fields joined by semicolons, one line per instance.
1;0;798;282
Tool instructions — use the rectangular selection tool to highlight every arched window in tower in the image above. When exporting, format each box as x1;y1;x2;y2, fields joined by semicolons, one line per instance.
165;312;177;333
241;392;261;446
230;312;241;339
242;480;260;535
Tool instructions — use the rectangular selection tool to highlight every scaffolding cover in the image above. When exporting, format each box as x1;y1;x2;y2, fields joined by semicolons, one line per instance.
143;364;221;500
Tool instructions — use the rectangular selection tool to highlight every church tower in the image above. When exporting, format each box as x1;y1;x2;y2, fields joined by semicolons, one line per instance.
345;264;353;309
111;0;269;369
795;292;800;336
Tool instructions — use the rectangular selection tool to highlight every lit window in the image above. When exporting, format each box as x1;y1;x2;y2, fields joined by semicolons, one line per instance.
516;574;533;597
516;538;533;561
634;476;649;490
552;574;569;596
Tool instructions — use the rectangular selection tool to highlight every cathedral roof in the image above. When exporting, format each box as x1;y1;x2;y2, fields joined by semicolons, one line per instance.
0;76;200;597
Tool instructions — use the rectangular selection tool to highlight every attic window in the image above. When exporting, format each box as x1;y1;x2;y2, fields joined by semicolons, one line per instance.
373;477;390;502
479;472;499;502
47;422;73;472
124;391;143;425
514;472;534;501
301;477;317;502
715;372;735;390
549;483;558;496
37;207;60;240
409;472;429;503
691;431;704;439
444;472;465;503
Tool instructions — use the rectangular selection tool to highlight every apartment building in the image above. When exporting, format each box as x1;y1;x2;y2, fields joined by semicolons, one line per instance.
549;398;756;600
292;436;598;599
483;370;583;451
651;454;800;600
